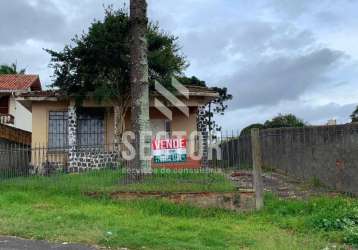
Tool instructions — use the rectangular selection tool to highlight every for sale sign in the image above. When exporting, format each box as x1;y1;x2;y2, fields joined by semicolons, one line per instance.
152;138;187;163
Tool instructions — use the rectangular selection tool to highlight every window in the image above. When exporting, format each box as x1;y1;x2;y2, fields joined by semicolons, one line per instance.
165;120;172;136
151;119;172;138
48;111;68;148
77;108;105;146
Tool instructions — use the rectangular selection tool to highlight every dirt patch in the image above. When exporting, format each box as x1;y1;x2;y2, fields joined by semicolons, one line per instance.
87;191;255;211
230;170;333;199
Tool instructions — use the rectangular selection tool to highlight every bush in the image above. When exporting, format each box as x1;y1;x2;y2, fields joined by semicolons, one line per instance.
344;227;358;245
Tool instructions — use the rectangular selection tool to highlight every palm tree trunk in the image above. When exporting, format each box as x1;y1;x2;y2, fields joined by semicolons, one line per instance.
129;0;151;171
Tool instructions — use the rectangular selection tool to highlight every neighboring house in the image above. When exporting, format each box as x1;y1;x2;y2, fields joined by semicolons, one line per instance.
16;85;218;170
0;75;42;132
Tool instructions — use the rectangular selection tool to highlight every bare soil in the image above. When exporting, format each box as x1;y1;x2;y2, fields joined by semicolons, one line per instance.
230;170;335;199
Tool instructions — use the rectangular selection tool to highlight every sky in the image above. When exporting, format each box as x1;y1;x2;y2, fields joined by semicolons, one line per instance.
1;0;357;131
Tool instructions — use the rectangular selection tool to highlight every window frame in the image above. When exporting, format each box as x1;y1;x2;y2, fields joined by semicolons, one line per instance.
48;111;69;150
77;108;106;148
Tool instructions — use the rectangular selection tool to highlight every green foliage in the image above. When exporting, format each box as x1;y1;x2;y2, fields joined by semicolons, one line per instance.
310;176;325;188
45;6;232;132
262;193;358;246
0;63;26;74
240;123;265;136
240;114;305;135
351;106;358;123
45;7;187;104
264;113;306;129
177;76;207;87
344;227;358;246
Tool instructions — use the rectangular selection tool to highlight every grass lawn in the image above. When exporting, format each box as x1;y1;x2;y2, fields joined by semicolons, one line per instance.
0;170;355;249
0;169;236;193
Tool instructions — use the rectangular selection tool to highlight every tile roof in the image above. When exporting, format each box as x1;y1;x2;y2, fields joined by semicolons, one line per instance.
0;74;42;91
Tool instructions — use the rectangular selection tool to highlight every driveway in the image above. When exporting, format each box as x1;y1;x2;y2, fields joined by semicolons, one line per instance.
0;236;98;250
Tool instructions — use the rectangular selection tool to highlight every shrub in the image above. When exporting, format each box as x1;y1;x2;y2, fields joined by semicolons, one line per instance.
344;227;358;245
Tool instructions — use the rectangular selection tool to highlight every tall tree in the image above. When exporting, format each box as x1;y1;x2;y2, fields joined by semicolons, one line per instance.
0;63;25;74
351;106;358;122
46;7;186;144
130;0;151;170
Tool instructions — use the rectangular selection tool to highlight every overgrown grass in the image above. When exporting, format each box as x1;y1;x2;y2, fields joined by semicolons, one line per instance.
259;193;358;246
0;168;236;194
0;188;330;249
0;170;354;249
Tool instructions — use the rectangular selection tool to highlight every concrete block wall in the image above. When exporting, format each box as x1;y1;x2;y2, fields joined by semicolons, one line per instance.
259;124;358;193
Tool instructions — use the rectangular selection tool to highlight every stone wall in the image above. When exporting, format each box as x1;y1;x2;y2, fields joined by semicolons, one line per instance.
68;150;121;172
260;123;358;194
68;105;77;170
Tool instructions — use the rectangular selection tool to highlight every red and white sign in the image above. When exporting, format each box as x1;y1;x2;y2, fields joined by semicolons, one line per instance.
152;138;187;163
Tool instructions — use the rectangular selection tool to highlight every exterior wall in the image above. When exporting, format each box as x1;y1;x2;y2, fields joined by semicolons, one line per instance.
103;107;199;143
31;101;202;170
8;97;32;132
0;123;31;175
0;123;31;145
221;124;358;194
32;101;69;145
259;124;358;194
172;107;198;135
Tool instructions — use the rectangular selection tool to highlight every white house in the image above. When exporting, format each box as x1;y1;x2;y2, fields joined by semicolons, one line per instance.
0;75;42;132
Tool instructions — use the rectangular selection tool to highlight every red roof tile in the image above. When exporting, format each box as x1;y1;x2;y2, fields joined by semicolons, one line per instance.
0;74;42;91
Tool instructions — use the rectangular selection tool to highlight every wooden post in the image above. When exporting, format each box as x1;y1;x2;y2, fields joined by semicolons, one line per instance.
251;128;264;210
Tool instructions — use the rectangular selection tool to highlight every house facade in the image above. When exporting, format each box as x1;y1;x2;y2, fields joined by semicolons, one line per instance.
0;75;42;132
17;85;217;170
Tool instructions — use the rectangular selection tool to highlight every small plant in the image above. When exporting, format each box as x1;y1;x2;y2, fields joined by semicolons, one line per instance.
344;227;358;245
311;176;324;188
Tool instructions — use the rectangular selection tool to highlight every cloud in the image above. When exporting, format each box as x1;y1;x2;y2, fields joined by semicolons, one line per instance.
226;48;346;109
217;101;356;132
0;0;357;130
267;0;317;18
0;0;66;45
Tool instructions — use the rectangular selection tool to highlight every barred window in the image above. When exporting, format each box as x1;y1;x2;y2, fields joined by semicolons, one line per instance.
77;108;105;146
48;111;68;148
165;120;172;137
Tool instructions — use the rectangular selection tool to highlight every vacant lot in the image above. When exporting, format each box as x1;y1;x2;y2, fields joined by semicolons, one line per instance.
0;170;355;249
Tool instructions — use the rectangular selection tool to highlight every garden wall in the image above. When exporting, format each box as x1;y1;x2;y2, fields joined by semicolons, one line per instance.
260;123;358;193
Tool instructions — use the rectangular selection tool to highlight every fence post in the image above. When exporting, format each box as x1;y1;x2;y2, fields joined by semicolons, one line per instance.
251;128;264;210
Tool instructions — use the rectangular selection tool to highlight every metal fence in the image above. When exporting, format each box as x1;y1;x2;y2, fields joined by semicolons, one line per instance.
0;135;251;195
2;124;356;195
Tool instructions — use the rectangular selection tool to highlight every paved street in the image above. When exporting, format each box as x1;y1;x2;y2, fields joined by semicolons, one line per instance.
0;236;97;250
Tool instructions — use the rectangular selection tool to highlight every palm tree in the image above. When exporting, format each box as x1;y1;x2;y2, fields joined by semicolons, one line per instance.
130;0;151;170
0;63;26;74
